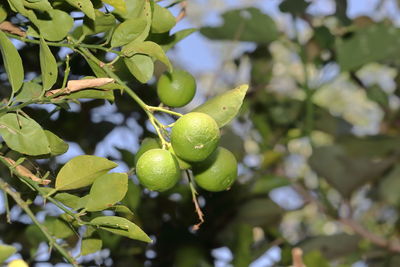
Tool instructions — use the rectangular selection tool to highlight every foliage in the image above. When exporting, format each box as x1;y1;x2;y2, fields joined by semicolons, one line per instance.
1;0;400;266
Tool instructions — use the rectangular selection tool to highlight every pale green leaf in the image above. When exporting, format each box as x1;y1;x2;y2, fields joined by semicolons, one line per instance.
0;245;17;263
55;155;118;190
108;205;134;216
102;0;127;14
14;82;42;102
160;28;197;51
81;238;102;256
43;217;74;239
124;54;154;83
193;84;249;127
0;5;7;23
0;30;24;93
29;9;74;41
39;37;58;90
90;216;152;243
132;0;152;42
64;89;115;101
65;0;95;20
122;41;172;71
111;18;147;47
54;192;81;209
0;113;50;155
85;173;128;212
44;130;68;156
23;0;53;11
151;4;176;33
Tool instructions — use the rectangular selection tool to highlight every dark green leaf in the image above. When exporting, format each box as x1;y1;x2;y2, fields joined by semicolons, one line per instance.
39;37;58;90
200;7;278;43
193;84;249;127
121;179;141;211
379;164;400;206
64;89;115;101
55;155;118;190
236;198;283;227
43;217;75;239
82;10;116;35
279;0;310;15
90;216;152;242
29;9;74;41
0;30;24;93
0;113;50;155
85;172;128;211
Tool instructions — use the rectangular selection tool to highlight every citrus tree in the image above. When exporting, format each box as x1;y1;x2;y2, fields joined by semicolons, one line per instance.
2;0;400;266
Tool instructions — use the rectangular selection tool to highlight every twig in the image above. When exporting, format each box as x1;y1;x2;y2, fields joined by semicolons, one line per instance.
291;247;304;267
176;1;187;23
186;170;204;230
1;156;51;185
0;179;79;266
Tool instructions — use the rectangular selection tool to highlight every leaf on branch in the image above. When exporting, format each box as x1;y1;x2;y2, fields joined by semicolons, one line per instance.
2;156;51;185
46;78;115;96
40;37;58;91
0;244;17;263
193;84;249;127
0;21;26;37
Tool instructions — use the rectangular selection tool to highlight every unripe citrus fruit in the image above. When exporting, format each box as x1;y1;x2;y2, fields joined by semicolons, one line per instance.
168;146;191;170
193;147;238;192
157;69;196;107
135;149;180;192
171;112;220;162
134;137;161;165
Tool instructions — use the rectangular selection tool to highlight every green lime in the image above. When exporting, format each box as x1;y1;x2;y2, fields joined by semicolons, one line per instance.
171;112;220;162
193;147;238;192
135;149;180;192
168;146;191;170
157;69;196;107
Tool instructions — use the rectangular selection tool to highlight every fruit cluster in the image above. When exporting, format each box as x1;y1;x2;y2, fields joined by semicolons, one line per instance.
134;70;238;192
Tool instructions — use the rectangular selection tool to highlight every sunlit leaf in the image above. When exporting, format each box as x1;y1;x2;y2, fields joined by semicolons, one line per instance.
102;0;127;14
28;10;74;41
90;216;152;242
124;54;154;83
193;84;249;127
0;113;50;155
111;18;147;47
55;155;118;190
0;30;24;93
151;4;176;33
85;173;128;211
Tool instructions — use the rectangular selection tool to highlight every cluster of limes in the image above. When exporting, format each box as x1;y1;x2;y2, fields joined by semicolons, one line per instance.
134;70;238;192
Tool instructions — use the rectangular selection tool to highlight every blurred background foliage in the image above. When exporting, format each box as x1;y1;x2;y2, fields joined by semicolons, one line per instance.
3;0;400;266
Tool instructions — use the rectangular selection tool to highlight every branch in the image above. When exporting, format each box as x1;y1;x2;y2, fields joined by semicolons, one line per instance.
0;21;25;37
176;1;187;23
0;179;79;266
1;156;50;185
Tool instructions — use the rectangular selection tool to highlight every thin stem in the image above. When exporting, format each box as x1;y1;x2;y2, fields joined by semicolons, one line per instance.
147;106;183;117
61;54;71;89
5;32;122;55
186;170;204;230
0;179;79;266
2;190;11;223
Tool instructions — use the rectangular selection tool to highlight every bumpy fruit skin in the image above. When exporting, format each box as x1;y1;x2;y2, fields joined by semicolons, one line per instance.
157;69;196;108
193;147;238;192
134;137;161;165
171;112;220;162
135;149;180;192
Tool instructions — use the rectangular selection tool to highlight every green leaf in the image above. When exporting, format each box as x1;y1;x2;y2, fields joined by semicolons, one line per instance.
108;205;134;216
232;224;253;267
29;9;74;41
0;113;50;155
279;0;310;15
160;28;197;51
121;179;141;211
43;216;75;239
54;192;81;209
123;41;172;71
124;54;154;83
39;37;58;90
132;0;152;42
251;175;290;195
82;10;116;35
65;0;95;20
102;0;127;14
111;18;147;47
193;84;249;127
303;251;330;267
379;164;400;206
55;155;118;190
44;130;68;156
0;30;24;93
81;238;103;256
0;245;17;263
151;4;176;33
90;216;151;242
23;0;52;11
236;199;283;227
336;24;400;71
14;81;42;102
85;173;128;211
65;89;115;101
300;234;360;260
0;5;7;23
200;7;278;43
